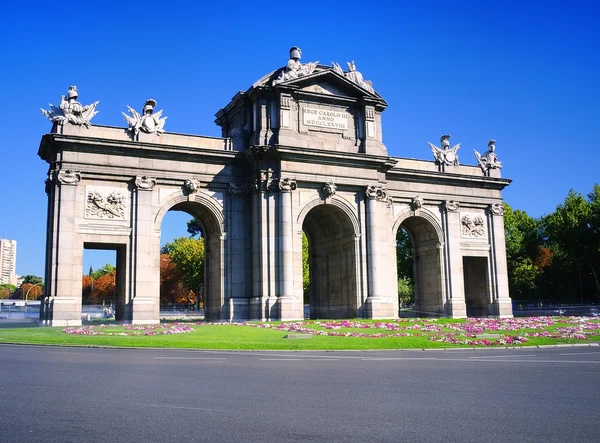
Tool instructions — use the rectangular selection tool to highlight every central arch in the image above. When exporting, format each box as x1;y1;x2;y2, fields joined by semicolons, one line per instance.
155;192;225;321
299;199;359;319
393;209;445;317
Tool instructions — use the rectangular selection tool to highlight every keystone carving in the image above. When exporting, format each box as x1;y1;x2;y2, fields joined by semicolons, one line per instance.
322;181;337;198
184;178;201;194
411;195;424;211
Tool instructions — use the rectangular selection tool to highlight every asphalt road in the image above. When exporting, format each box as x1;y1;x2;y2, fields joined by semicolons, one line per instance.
1;345;599;443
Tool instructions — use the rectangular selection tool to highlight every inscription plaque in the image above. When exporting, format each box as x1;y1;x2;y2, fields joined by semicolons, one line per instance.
303;107;349;130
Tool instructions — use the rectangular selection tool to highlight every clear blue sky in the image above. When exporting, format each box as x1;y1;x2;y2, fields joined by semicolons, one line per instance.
1;0;598;277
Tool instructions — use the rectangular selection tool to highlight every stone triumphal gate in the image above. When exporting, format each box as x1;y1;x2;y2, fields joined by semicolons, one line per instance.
38;48;513;326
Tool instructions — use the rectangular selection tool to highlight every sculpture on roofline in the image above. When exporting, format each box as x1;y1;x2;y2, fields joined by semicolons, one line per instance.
272;46;319;85
40;86;99;128
474;139;502;173
123;99;167;136
429;134;460;167
332;60;374;93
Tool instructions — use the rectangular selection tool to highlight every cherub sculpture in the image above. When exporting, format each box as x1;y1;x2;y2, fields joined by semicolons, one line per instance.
429;135;460;167
41;86;99;127
122;99;167;136
474;139;502;173
332;60;374;93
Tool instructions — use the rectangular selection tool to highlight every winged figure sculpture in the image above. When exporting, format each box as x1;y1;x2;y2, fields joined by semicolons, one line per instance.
122;99;167;136
429;135;460;167
41;86;99;127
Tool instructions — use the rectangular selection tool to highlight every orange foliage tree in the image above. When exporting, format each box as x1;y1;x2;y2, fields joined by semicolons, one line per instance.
160;253;195;305
20;283;44;300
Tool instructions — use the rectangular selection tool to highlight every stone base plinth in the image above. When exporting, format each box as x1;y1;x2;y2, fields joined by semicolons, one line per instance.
495;300;514;318
45;297;82;327
249;297;268;321
447;300;467;318
277;296;303;321
365;297;398;319
130;297;158;324
228;298;250;322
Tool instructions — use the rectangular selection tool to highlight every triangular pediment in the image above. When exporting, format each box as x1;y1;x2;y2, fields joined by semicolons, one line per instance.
275;69;386;104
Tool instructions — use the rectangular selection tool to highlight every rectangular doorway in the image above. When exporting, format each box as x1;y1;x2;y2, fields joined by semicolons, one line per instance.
463;257;491;317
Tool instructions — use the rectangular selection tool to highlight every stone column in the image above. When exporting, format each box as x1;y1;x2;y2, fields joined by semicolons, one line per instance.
364;184;396;318
489;203;513;317
277;178;301;320
131;176;159;324
443;200;467;318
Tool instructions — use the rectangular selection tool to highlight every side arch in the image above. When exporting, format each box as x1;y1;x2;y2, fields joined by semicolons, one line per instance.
391;206;444;244
391;205;446;317
153;189;226;321
154;190;225;237
296;195;360;237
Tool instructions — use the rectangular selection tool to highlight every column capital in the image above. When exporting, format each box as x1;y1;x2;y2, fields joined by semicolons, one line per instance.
365;183;387;201
229;182;253;197
57;169;81;186
135;175;157;191
489;203;505;216
277;178;297;192
443;200;460;213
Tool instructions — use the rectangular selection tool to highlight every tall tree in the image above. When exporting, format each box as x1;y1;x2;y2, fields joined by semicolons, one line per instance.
542;186;600;301
396;228;414;307
186;219;203;238
0;284;16;299
21;275;43;285
160;253;195;305
20;282;43;300
161;237;205;306
503;203;544;300
302;232;310;303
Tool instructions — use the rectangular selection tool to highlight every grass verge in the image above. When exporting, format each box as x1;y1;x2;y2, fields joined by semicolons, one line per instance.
0;317;599;350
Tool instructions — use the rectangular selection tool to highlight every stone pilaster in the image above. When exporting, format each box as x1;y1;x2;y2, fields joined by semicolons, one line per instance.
47;170;83;326
489;203;513;317
443;200;467;318
277;178;302;320
364;184;396;318
131;176;159;324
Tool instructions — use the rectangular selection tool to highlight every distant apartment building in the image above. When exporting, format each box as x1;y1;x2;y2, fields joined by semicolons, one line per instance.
0;239;17;286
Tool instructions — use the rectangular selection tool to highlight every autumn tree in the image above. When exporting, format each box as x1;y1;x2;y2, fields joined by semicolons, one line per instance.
160;253;194;305
20;282;44;300
0;284;16;299
161;237;205;308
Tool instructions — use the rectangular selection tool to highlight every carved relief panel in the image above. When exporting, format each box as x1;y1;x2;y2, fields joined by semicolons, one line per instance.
85;186;128;220
460;212;486;239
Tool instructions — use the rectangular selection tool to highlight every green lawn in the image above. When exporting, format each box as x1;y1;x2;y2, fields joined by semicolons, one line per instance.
0;317;598;350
